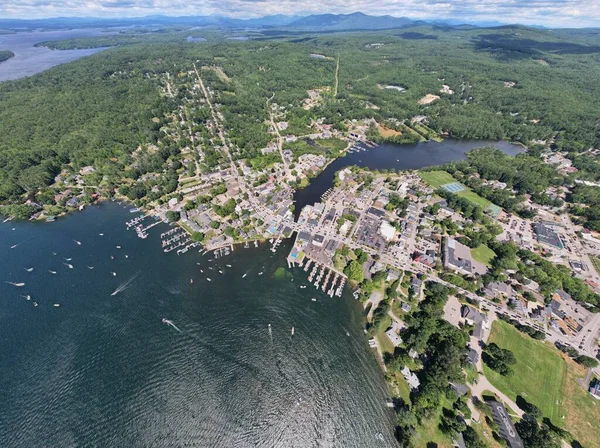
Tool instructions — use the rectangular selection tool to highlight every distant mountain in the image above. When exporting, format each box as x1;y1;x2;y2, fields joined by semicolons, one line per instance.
288;12;418;30
0;12;496;32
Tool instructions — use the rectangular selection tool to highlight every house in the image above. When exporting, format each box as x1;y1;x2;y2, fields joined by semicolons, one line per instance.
400;301;411;313
79;166;95;175
65;197;79;207
466;347;479;365
385;322;403;347
484;281;514;299
411;276;423;295
401;366;420;390
450;382;470;397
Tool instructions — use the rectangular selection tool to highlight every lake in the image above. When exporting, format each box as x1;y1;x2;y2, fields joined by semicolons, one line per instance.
0;29;115;82
293;139;523;218
0;202;397;447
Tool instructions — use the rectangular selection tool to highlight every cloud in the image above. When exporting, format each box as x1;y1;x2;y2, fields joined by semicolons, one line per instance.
0;0;598;27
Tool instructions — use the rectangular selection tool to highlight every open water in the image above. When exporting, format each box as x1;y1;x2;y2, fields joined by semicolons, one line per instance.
0;202;396;447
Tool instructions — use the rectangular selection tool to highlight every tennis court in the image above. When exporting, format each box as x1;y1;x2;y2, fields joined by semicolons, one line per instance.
441;182;466;193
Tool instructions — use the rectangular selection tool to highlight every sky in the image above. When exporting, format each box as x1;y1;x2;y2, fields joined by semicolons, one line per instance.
0;0;599;27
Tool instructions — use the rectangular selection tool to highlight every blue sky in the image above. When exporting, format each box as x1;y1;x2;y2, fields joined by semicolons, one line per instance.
0;0;598;27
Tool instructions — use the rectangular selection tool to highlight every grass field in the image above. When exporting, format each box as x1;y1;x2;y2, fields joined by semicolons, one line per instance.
471;244;496;266
484;320;566;422
419;170;456;188
419;171;491;208
591;256;600;276
484;320;600;447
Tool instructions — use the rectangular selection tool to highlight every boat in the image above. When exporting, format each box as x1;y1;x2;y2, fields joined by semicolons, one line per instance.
291;327;295;336
20;295;31;301
10;244;18;249
48;270;57;274
311;298;317;302
110;256;115;260
33;302;38;307
207;278;212;282
73;240;82;245
190;279;194;284
111;272;117;276
129;208;140;213
64;257;72;261
53;304;60;307
242;273;247;278
24;267;34;272
125;255;129;258
258;272;263;276
300;285;306;289
218;270;223;274
5;282;25;287
226;264;232;268
99;233;104;236
63;263;73;269
45;216;56;222
116;246;121;249
87;266;94;270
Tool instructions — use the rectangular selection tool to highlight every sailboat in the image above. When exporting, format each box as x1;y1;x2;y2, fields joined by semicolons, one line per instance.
291;327;295;336
73;240;82;245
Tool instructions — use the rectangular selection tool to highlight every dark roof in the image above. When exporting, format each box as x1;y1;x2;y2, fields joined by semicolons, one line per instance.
298;231;311;242
533;223;563;249
312;234;325;243
487;400;524;448
367;207;386;218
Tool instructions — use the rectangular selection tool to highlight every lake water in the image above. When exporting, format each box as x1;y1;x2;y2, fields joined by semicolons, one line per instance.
0;202;396;447
293;139;523;218
0;29;115;82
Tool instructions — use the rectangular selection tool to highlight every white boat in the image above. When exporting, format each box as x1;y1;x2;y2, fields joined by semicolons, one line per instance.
291;327;295;336
207;278;212;282
53;303;60;307
64;257;72;261
5;282;25;287
258;272;263;276
73;240;82;245
63;263;73;269
110;256;115;260
21;295;31;301
10;244;18;249
242;273;247;278
33;302;38;307
125;255;129;258
311;298;317;302
300;286;306;289
48;270;57;274
87;266;94;270
116;246;121;249
218;270;223;274
99;233;104;236
24;267;34;272
111;272;117;276
190;279;194;284
200;269;204;273
226;264;232;268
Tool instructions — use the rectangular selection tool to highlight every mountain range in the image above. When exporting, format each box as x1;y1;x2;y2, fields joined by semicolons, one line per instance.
0;12;504;32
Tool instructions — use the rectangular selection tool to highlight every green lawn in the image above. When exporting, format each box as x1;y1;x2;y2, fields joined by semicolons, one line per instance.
471;244;496;266
419;170;491;208
483;320;567;423
419;170;456;188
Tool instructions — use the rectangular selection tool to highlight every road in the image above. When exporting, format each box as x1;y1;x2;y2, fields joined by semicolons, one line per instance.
266;93;290;178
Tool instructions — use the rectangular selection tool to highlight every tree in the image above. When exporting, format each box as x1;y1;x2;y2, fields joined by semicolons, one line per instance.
575;355;599;368
344;260;364;282
166;211;180;222
191;232;204;242
515;414;560;448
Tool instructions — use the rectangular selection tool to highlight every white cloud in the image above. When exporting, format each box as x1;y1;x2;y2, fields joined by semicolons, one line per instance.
0;0;599;27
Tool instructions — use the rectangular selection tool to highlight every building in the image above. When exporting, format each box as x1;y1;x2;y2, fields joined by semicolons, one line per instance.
401;366;420;390
379;220;396;241
487;400;525;448
533;223;563;249
444;238;487;276
589;380;600;399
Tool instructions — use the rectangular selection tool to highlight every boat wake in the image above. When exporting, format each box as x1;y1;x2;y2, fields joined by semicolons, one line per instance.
162;318;182;332
111;271;140;296
5;281;25;287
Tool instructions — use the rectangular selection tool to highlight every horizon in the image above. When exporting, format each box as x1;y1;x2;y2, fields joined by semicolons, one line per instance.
0;2;599;29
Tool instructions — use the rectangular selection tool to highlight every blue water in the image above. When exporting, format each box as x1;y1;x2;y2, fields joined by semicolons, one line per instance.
0;202;396;447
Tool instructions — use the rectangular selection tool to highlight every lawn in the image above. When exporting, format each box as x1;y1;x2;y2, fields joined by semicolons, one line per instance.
471;244;496;266
483;320;566;423
483;320;600;447
419;170;491;208
419;170;456;188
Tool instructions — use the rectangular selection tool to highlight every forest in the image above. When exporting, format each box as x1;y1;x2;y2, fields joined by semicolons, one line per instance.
1;23;600;215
